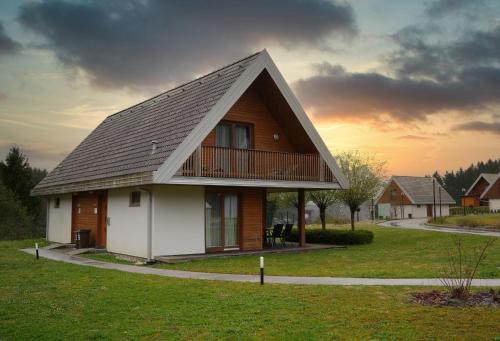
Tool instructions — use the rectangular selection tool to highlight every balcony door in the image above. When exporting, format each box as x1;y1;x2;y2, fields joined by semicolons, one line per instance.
215;122;252;177
205;192;239;252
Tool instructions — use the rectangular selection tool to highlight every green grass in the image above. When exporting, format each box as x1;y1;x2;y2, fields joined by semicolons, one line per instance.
431;213;500;229
1;239;499;340
83;253;136;265
157;224;500;278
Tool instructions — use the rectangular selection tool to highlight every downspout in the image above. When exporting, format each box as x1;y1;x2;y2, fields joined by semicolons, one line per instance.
45;197;50;241
139;187;155;264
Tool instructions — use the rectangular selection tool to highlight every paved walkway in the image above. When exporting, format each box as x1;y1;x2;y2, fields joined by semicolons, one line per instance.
378;218;500;237
21;248;500;287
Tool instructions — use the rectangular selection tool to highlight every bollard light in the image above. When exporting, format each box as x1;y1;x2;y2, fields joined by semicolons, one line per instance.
260;256;264;285
35;242;39;260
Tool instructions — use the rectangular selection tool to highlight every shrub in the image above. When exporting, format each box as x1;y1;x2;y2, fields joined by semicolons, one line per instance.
429;217;447;224
450;206;490;216
288;228;373;245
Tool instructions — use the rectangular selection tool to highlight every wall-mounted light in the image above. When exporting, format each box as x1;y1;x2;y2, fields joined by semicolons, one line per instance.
273;133;280;141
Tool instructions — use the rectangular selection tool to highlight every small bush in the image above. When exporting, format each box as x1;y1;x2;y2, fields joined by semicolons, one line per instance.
288;228;373;245
429;217;447;224
450;206;490;216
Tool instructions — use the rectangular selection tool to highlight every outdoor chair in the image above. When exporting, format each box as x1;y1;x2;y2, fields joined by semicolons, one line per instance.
271;224;284;247
281;223;293;247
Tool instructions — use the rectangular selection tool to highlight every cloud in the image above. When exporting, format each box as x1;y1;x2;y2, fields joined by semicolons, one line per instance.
294;18;500;124
293;63;500;122
397;135;430;140
0;92;5;101
18;0;356;90
424;0;486;19
0;21;21;56
453;121;500;135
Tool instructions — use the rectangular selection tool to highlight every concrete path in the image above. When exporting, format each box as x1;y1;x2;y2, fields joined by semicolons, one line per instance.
378;218;500;237
21;248;500;287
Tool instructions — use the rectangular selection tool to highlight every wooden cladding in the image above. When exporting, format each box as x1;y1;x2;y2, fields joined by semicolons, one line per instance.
180;146;336;182
240;187;264;250
378;181;412;205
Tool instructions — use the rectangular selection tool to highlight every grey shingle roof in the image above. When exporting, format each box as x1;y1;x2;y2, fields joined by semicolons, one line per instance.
34;51;262;190
482;173;499;185
392;176;456;205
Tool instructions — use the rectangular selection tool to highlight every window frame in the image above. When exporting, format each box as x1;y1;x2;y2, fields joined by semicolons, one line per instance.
129;191;141;207
215;120;253;149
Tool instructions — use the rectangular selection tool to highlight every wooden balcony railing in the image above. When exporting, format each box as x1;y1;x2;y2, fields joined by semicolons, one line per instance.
177;146;336;182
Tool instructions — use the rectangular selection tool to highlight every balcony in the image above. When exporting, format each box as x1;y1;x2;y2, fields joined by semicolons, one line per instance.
177;146;336;182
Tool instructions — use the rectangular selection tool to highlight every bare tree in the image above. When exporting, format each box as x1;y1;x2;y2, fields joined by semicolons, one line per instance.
334;151;385;230
439;237;495;299
307;191;335;229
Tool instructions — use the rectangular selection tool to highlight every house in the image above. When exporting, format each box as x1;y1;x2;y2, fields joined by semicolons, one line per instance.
376;176;455;219
33;50;348;261
462;173;500;209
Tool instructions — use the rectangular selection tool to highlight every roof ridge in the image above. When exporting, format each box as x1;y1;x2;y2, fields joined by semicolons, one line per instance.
106;50;263;119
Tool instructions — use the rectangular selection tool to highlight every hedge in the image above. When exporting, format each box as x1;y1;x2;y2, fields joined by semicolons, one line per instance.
450;206;490;216
287;228;373;245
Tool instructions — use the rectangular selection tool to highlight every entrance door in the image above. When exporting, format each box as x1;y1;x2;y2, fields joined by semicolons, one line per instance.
71;191;107;248
426;204;433;217
205;192;239;252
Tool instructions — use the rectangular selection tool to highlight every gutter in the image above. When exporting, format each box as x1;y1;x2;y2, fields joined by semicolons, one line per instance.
139;186;155;264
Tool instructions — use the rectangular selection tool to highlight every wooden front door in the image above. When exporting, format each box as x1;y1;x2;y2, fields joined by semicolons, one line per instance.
426;204;433;217
71;191;108;248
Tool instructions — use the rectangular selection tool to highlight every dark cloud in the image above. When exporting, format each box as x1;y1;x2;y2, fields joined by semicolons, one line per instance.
294;63;500;122
453;121;500;135
0;21;21;56
294;15;500;124
18;0;356;90
424;0;485;19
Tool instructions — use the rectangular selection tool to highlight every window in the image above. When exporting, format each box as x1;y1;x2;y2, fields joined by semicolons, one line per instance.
130;191;141;207
215;121;251;149
390;190;397;200
54;197;60;208
417;205;421;208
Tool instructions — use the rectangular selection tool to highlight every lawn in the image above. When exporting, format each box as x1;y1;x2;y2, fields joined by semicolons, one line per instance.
1;239;499;340
431;213;500;230
153;224;500;278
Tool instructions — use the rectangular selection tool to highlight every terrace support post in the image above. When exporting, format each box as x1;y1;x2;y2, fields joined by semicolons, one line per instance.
298;188;306;247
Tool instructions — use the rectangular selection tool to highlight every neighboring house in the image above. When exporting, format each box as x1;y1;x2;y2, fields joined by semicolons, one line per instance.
33;50;348;261
462;173;500;209
376;176;455;219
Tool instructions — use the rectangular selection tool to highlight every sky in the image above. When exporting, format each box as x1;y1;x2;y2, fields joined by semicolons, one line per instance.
0;0;499;176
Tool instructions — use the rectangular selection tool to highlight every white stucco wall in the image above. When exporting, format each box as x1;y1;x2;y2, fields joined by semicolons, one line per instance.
47;194;72;243
389;204;450;218
153;185;205;256
490;199;500;211
107;187;149;258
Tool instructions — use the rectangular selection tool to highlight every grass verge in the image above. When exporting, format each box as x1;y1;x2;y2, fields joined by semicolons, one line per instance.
0;239;499;340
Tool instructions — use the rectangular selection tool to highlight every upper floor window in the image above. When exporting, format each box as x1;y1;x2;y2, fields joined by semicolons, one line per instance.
130;191;141;207
390;189;397;200
215;121;251;149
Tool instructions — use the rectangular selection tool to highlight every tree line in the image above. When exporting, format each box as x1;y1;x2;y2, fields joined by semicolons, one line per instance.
0;146;47;240
433;158;500;204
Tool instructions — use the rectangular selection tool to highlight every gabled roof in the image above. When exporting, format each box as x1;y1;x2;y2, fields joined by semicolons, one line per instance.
390;176;455;205
480;173;500;199
33;50;348;195
464;173;499;197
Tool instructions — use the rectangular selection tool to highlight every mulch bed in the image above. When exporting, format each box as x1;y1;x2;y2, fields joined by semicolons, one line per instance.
410;290;500;307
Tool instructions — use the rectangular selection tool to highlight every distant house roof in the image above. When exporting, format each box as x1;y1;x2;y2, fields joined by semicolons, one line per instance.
33;50;348;195
480;173;500;199
391;176;456;205
465;173;500;198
